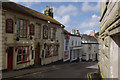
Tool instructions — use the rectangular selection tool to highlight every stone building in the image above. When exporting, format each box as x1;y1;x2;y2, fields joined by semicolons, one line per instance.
81;34;98;61
99;0;120;78
1;2;65;70
63;29;82;62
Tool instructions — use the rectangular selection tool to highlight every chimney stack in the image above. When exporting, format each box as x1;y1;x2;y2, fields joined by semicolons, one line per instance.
90;30;95;36
44;6;53;18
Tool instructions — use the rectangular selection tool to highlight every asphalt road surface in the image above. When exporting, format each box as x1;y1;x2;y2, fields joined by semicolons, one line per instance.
14;61;98;79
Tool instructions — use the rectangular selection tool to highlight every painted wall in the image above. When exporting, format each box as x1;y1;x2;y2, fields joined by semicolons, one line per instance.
63;34;82;62
81;37;98;61
2;7;64;70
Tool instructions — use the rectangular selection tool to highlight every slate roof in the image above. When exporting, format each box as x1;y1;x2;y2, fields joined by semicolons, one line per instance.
2;2;65;28
64;29;81;37
81;34;98;43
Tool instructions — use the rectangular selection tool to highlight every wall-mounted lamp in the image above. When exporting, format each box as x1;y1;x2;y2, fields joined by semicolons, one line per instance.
48;21;50;24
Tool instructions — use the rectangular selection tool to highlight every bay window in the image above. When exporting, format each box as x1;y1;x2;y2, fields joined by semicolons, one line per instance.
17;47;29;64
16;19;27;38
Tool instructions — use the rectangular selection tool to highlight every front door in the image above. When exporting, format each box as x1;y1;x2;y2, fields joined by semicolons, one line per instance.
7;47;13;70
35;46;40;65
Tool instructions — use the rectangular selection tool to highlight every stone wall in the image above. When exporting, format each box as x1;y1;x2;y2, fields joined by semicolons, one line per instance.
99;0;120;78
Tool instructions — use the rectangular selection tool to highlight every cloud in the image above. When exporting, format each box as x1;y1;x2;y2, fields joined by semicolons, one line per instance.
54;15;70;25
79;14;100;29
43;4;79;28
54;4;78;16
84;30;98;35
20;2;35;8
81;2;100;12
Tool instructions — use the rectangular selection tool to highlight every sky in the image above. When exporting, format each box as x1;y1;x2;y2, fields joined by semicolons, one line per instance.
9;1;100;35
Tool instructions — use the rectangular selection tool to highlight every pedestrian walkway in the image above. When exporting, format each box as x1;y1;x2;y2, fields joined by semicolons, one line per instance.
2;61;70;79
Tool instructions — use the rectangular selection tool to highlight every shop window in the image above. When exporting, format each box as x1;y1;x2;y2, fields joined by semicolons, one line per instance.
53;45;59;56
45;45;51;58
29;24;35;35
17;47;29;64
6;19;13;33
16;19;27;38
43;25;48;39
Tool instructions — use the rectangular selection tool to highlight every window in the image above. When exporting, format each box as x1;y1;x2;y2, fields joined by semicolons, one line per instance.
16;19;27;38
53;28;56;40
50;27;56;40
65;40;69;50
32;50;34;59
45;45;51;58
36;24;41;39
17;47;29;64
72;41;74;46
76;41;77;46
43;25;48;39
6;19;13;33
29;24;35;35
53;45;59;56
50;28;53;39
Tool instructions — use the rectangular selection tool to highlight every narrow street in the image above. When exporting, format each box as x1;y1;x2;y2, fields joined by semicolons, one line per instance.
4;61;98;79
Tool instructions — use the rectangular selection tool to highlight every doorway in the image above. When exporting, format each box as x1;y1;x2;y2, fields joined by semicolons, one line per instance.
35;45;41;65
7;47;13;70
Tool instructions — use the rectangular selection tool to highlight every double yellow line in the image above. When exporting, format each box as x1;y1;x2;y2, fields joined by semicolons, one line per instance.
87;72;92;80
87;71;98;80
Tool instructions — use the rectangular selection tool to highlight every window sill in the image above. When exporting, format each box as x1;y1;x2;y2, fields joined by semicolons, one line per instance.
19;37;27;38
45;55;52;58
17;60;30;65
53;54;58;56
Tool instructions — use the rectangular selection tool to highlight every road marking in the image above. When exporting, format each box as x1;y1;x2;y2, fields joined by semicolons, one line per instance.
87;73;90;80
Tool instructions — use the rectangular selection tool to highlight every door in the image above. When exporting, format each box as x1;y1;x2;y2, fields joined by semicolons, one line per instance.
35;45;40;65
7;47;13;70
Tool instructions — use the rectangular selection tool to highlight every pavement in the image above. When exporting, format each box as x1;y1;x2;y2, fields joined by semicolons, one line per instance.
2;61;98;79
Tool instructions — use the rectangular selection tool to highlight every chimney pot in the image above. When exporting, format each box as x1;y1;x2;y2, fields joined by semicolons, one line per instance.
46;6;49;10
90;30;95;36
72;29;75;34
